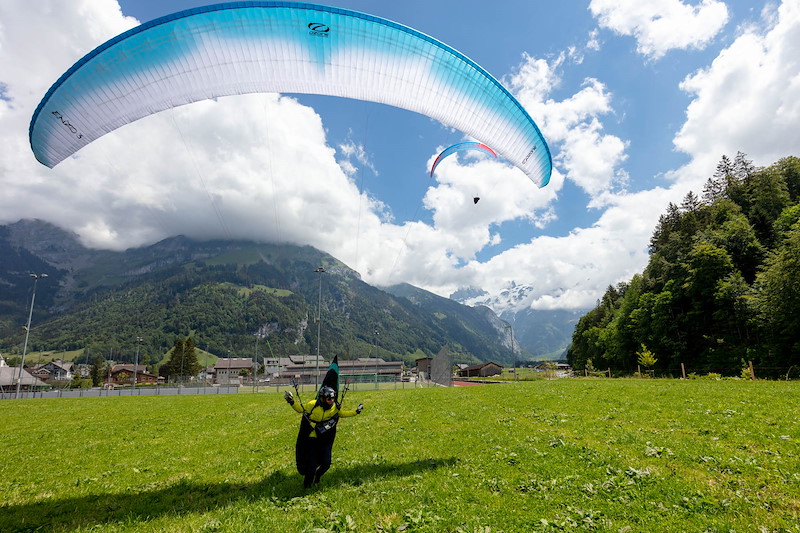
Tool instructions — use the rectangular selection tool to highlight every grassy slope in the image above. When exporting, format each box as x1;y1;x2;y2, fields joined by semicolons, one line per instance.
1;380;798;532
14;348;220;370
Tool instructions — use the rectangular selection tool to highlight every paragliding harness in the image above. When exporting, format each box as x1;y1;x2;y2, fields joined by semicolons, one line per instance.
314;414;338;436
292;379;349;437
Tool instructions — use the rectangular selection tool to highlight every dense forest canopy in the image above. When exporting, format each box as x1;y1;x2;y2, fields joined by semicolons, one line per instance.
568;153;800;376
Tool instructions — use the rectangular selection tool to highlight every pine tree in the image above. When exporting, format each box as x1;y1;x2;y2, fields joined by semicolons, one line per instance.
90;354;107;387
733;151;756;182
713;154;734;181
681;191;701;213
702;177;726;204
161;338;184;381
183;337;200;379
160;337;200;382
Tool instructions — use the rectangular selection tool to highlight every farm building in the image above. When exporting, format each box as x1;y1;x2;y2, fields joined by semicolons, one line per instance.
274;355;326;384
458;362;503;378
274;356;403;384
338;358;403;382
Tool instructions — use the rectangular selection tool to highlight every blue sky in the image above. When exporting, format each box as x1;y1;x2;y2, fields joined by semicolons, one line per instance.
2;0;799;315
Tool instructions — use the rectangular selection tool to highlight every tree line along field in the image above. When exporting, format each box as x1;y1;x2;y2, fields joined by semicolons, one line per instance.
568;155;800;378
1;379;798;532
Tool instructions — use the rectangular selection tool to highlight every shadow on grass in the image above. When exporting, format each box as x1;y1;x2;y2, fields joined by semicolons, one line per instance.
0;457;457;532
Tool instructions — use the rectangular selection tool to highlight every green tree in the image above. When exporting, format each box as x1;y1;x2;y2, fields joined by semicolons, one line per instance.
744;166;791;247
752;227;800;362
733;151;756;182
160;338;183;381
567;284;625;370
774;156;800;202
774;204;800;241
162;337;200;382
701;201;765;283
183;336;200;378
711;272;753;365
569;153;800;376
601;275;644;372
636;344;657;375
89;353;106;386
70;375;92;389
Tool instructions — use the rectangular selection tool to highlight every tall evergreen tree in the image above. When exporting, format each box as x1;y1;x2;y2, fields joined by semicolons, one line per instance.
745;166;791;248
733;151;756;182
681;191;702;213
89;353;107;386
182;337;200;379
649;202;681;254
161;336;201;382
702;176;726;205
160;338;184;381
713;154;734;181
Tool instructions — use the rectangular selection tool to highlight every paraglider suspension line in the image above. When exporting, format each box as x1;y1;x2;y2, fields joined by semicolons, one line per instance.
292;378;314;426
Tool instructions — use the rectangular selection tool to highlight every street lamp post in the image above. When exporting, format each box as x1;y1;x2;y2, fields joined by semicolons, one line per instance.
253;337;259;393
374;329;379;389
504;324;516;382
133;336;142;393
16;273;47;399
313;267;326;388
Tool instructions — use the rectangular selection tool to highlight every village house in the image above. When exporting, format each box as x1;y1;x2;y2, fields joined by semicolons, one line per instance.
106;364;158;386
29;364;52;382
415;357;433;379
0;355;48;393
214;358;256;385
262;356;280;375
32;359;74;383
200;365;215;383
270;355;403;384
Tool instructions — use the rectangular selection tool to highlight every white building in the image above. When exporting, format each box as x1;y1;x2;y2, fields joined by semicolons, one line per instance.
214;358;255;385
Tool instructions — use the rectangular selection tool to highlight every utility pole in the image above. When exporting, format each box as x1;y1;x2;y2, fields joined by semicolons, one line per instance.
16;274;47;399
133;336;142;393
504;324;516;382
374;329;379;389
313;266;326;388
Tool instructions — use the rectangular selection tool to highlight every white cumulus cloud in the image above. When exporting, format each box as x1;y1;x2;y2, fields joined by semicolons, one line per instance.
589;0;730;59
508;53;629;198
674;0;800;177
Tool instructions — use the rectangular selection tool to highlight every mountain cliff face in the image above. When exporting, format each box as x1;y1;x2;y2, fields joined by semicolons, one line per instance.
0;219;538;365
382;282;523;362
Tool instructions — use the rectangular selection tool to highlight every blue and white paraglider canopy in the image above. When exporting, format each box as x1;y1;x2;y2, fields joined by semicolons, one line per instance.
30;2;551;187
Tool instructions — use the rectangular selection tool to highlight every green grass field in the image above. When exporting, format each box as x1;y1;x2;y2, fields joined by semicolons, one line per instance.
1;380;798;532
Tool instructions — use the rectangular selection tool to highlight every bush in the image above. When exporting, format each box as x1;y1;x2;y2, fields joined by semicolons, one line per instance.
70;377;92;389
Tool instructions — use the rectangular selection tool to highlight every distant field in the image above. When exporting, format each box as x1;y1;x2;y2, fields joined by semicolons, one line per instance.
1;379;798;532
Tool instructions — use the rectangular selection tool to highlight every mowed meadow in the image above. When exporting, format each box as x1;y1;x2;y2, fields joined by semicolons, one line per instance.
1;380;799;532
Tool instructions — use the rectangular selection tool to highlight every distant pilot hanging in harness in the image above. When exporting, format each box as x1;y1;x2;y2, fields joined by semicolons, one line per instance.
284;356;363;488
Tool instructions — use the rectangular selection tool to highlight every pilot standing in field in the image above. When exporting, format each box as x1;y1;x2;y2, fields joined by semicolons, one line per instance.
284;356;363;488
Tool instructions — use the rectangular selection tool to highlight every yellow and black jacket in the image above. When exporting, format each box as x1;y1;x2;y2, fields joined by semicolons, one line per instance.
292;400;358;439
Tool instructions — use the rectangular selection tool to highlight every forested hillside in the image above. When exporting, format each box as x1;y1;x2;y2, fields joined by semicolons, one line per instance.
568;153;800;376
0;228;516;367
